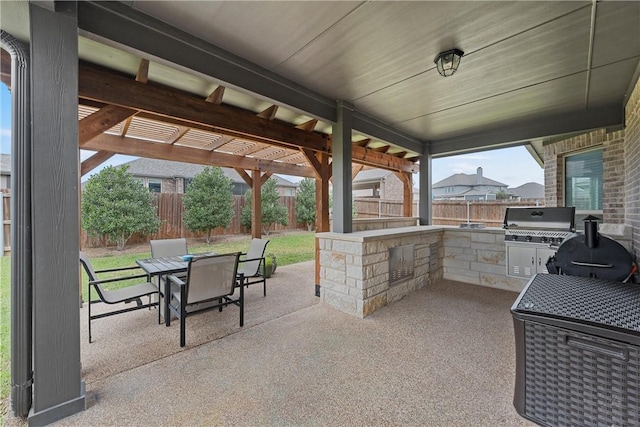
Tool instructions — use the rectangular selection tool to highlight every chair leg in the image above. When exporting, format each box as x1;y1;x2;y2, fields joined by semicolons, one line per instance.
219;298;223;312
88;283;93;343
179;285;187;347
239;281;244;327
88;303;92;344
180;315;186;347
263;279;266;297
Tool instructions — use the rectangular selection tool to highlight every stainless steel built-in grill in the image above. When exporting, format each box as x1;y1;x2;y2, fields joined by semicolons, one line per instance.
503;207;575;278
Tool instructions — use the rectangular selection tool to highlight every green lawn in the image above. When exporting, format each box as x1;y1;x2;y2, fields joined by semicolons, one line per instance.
0;231;316;420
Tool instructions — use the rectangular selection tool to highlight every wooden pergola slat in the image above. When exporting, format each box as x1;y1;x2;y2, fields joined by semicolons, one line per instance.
79;62;329;153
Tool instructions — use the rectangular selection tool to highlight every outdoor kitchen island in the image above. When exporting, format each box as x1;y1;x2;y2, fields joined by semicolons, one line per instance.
317;225;531;317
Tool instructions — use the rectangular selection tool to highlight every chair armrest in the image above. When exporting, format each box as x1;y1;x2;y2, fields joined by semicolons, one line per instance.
89;273;150;286
239;256;265;264
94;265;143;274
167;274;186;287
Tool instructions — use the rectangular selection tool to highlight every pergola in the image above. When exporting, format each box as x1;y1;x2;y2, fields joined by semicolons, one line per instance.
1;1;638;424
74;60;419;237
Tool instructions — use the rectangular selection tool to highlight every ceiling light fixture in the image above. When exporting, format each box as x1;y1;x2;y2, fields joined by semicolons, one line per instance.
434;49;464;77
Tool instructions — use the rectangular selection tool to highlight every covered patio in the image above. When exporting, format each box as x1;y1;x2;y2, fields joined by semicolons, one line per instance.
9;261;533;426
1;1;639;425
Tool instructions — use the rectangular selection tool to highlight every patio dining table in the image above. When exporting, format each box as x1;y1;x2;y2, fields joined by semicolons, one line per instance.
136;255;190;326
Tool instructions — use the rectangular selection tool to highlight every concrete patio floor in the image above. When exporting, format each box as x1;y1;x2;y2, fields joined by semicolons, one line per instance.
8;260;535;426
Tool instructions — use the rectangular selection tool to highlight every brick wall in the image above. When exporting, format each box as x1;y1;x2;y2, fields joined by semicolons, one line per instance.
381;174;404;201
161;177;180;194
625;77;640;260
543;128;625;223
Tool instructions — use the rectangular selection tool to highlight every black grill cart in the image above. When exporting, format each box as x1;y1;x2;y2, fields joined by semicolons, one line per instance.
511;274;640;427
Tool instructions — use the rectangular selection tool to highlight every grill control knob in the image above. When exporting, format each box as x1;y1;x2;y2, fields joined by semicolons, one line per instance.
512;235;518;241
548;237;555;244
525;235;532;242
557;237;564;243
540;236;548;243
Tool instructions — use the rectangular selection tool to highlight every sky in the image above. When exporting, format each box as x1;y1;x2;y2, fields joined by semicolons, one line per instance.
0;84;543;187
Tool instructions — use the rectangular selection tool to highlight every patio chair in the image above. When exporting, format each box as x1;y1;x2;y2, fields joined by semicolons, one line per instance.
80;252;159;343
150;238;188;258
237;238;270;296
150;238;188;320
166;252;243;347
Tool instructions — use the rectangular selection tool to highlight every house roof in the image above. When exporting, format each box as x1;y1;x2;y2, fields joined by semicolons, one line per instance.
508;182;544;199
0;154;10;175
433;173;507;189
122;158;297;187
352;168;392;184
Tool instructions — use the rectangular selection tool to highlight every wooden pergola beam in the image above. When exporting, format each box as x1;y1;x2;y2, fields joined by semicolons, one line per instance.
83;133;316;177
80;151;115;176
295;119;318;132
350;143;419;174
257;105;278;120
205;85;225;104
0;48;12;89
235;168;253;187
135;59;149;83
351;164;364;180
354;138;371;147
79;62;329;152
78;104;137;146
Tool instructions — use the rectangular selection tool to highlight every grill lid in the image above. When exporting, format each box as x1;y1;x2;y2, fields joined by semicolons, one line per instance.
503;207;575;231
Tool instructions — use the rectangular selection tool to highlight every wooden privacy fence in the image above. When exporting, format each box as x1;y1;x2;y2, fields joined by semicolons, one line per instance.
354;198;419;218
0;192;543;253
354;197;541;227
82;193;305;248
432;200;542;227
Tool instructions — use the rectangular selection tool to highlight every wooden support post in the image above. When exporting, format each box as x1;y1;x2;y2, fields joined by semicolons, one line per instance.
314;152;330;296
394;171;414;217
251;169;262;239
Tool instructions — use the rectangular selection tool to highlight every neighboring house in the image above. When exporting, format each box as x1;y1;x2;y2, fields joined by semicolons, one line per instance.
0;153;10;191
508;182;544;203
122;158;298;196
352;168;418;201
432;167;507;201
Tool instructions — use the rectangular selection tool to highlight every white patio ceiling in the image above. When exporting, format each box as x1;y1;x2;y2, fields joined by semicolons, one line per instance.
77;0;640;161
2;1;639;164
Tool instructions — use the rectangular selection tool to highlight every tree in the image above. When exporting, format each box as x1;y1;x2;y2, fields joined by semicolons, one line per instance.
241;177;288;235
295;178;316;231
82;165;161;251
183;166;234;244
496;190;509;200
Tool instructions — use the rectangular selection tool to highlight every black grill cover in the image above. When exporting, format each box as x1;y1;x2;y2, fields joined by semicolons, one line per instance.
553;233;633;282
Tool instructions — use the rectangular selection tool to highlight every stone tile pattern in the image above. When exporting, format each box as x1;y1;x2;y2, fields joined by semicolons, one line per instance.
352;217;418;232
318;227;533;318
442;228;526;293
318;228;443;318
